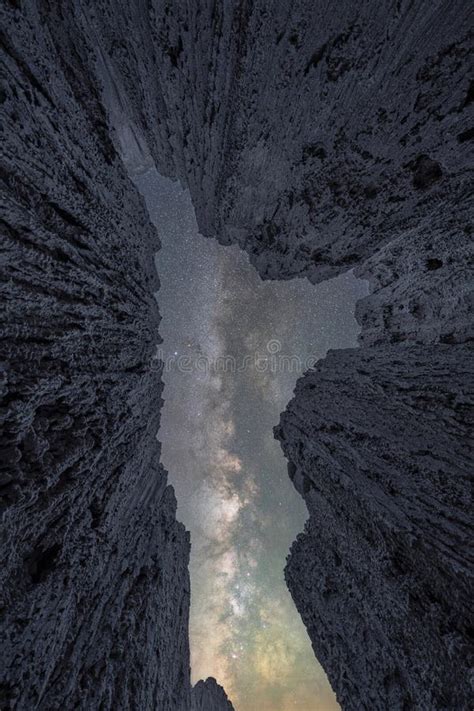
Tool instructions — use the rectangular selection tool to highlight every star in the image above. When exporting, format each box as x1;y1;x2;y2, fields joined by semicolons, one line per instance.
134;167;365;711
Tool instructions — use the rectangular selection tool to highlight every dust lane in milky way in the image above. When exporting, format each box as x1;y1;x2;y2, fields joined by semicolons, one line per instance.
135;169;368;711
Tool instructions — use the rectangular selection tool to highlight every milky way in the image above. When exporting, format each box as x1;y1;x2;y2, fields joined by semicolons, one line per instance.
135;169;368;711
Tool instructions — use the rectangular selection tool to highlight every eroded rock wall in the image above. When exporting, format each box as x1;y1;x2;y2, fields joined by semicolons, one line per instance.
271;13;473;697
80;0;472;284
269;3;473;700
275;344;473;709
1;4;191;709
271;37;473;698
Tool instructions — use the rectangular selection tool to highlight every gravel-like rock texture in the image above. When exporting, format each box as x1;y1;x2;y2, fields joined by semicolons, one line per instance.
80;0;472;284
1;4;192;710
275;344;473;709
191;677;235;711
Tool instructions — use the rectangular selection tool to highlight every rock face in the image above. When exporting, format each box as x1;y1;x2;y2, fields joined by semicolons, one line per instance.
77;0;472;285
268;9;474;698
267;3;473;703
275;344;473;709
2;1;472;710
191;678;235;711
259;3;474;707
1;4;192;710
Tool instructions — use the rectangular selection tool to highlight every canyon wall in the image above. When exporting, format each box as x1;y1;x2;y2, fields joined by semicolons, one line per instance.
275;342;473;709
1;0;472;709
258;3;474;708
1;3;217;710
88;4;471;704
80;0;472;283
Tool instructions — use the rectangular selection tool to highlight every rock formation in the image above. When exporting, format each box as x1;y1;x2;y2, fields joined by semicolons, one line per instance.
191;678;235;711
1;0;472;710
0;3;195;709
76;0;472;285
264;4;474;709
1;2;241;710
263;2;474;706
275;343;473;709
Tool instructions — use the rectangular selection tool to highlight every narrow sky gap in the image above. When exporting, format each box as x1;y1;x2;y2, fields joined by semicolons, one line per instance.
134;169;368;711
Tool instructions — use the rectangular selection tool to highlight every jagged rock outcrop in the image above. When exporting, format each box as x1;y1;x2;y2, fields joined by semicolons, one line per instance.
269;14;474;696
1;4;192;710
267;1;473;703
191;678;235;711
76;0;472;284
275;344;473;709
354;225;473;348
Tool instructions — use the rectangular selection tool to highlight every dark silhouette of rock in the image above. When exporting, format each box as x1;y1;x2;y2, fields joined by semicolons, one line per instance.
192;678;235;710
79;0;472;286
1;4;193;710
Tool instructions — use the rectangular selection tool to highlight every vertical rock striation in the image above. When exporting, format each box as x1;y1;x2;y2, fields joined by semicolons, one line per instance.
1;4;193;709
275;344;473;709
78;0;472;283
267;5;474;701
259;4;474;708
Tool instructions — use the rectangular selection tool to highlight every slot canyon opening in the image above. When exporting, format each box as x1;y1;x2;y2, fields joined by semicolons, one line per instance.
134;169;368;711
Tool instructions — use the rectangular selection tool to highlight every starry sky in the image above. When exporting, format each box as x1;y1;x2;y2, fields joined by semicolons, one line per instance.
134;170;368;711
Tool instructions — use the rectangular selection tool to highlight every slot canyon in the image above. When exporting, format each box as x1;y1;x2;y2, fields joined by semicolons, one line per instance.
1;2;472;710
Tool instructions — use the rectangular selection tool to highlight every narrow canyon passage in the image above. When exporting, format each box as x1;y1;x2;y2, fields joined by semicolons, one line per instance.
2;3;471;709
135;170;368;711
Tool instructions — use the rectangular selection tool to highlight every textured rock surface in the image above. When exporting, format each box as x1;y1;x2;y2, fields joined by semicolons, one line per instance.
271;17;474;698
354;225;473;348
269;23;474;696
191;677;235;711
269;3;474;699
1;4;192;710
275;344;473;709
2;0;473;710
80;0;472;284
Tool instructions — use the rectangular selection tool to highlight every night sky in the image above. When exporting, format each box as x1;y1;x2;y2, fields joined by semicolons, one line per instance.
135;170;368;711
